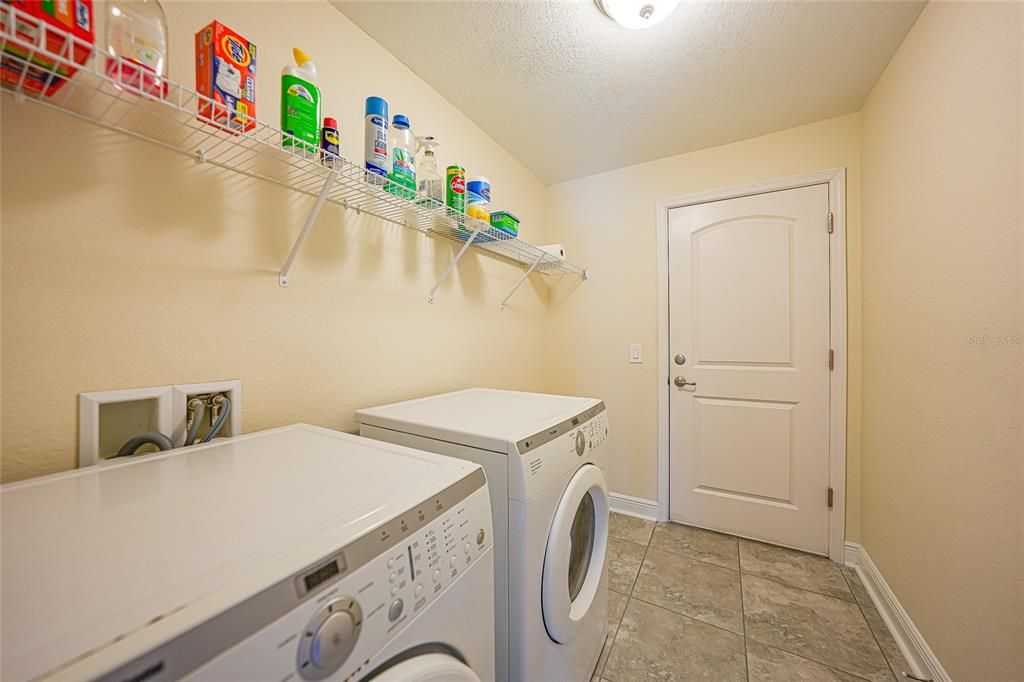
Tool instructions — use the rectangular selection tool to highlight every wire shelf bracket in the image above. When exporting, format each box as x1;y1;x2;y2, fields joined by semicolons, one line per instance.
500;252;547;311
428;225;482;304
279;170;338;287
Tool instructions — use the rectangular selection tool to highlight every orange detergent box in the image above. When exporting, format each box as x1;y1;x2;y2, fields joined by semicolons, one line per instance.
1;0;95;97
195;21;256;133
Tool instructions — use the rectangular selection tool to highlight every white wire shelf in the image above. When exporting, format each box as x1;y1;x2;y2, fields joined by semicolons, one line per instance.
0;3;586;303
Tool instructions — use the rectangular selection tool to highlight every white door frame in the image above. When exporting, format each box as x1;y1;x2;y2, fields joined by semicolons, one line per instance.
655;168;848;561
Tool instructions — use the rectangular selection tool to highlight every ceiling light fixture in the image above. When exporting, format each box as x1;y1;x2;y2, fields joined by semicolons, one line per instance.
596;0;680;29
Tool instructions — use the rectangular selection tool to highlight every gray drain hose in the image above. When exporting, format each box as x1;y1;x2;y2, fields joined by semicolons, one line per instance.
116;432;174;458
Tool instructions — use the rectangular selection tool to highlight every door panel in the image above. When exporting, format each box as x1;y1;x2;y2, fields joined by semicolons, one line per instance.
696;218;793;364
694;397;794;503
669;184;830;553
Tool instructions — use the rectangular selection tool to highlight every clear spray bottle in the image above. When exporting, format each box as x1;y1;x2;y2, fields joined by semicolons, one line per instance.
415;136;442;209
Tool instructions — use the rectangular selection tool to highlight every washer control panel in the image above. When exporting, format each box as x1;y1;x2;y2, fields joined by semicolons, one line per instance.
184;474;492;682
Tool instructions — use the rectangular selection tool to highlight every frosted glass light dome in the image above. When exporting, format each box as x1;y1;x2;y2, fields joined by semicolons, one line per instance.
596;0;680;29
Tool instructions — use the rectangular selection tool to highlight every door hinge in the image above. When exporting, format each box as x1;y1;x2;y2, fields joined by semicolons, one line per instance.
827;487;834;509
828;349;835;370
827;212;834;234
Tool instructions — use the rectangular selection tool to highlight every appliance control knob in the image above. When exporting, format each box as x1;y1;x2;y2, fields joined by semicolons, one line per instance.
575;431;586;456
311;612;355;668
299;598;363;680
433;568;442;582
388;598;404;622
476;528;485;545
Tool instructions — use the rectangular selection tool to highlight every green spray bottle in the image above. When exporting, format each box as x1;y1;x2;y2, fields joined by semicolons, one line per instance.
281;48;320;156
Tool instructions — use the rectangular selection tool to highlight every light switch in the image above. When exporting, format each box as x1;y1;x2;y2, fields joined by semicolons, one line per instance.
629;343;642;364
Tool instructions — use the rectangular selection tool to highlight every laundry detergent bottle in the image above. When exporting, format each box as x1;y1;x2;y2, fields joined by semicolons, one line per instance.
281;48;320;156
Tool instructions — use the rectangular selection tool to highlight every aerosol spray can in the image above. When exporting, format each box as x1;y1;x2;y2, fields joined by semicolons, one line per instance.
320;116;340;170
364;96;389;184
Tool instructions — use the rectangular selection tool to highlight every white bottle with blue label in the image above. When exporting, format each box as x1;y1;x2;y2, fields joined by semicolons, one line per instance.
364;96;389;184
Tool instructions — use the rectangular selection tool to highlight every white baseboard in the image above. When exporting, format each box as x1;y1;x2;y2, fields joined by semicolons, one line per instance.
845;542;949;682
608;492;658;520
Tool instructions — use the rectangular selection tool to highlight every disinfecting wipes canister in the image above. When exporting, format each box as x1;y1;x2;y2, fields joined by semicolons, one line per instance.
446;165;466;215
466;176;491;221
364;96;389;179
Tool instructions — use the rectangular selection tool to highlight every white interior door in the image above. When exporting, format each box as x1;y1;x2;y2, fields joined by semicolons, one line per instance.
668;184;831;554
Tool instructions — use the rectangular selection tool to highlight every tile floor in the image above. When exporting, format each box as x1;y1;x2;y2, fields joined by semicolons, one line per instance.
594;513;912;681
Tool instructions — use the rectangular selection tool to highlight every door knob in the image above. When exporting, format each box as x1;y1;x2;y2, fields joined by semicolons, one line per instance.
674;354;687;365
674;376;696;388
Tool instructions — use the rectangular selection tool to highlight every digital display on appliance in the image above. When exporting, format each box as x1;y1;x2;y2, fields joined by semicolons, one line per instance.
303;557;344;591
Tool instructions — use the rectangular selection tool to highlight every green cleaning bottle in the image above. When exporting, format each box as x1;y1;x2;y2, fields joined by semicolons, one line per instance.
281;48;320;157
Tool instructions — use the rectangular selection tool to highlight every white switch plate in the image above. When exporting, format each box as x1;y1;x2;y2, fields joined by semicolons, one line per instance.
629;343;643;364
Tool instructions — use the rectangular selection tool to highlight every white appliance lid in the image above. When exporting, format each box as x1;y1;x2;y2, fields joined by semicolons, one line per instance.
355;388;602;453
1;424;480;682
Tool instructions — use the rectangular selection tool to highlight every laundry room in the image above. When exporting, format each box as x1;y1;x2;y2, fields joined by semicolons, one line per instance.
0;1;1021;681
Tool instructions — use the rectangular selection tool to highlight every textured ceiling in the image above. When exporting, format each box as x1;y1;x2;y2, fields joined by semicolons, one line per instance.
332;1;925;184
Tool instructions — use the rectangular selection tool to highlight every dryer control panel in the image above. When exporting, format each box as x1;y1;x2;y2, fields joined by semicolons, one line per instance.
99;469;492;682
579;410;609;455
511;405;609;501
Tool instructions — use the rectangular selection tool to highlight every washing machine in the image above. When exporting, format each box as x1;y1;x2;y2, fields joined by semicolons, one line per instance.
356;389;610;682
1;424;495;682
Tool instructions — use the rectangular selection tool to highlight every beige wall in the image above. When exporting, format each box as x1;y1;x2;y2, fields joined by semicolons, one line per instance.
860;2;1023;679
545;113;864;539
0;1;552;482
4;5;1022;677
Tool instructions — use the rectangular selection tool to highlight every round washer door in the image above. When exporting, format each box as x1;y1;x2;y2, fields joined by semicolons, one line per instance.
367;652;480;682
542;463;609;644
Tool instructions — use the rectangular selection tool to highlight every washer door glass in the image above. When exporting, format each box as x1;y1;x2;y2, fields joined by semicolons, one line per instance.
567;492;595;601
542;463;609;644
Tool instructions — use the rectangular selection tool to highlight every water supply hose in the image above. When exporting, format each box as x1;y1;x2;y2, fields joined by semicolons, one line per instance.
113;394;231;458
184;397;206;446
115;432;174;458
200;395;232;443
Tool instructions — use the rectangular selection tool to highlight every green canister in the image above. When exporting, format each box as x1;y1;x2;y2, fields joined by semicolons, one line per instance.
446;165;466;215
